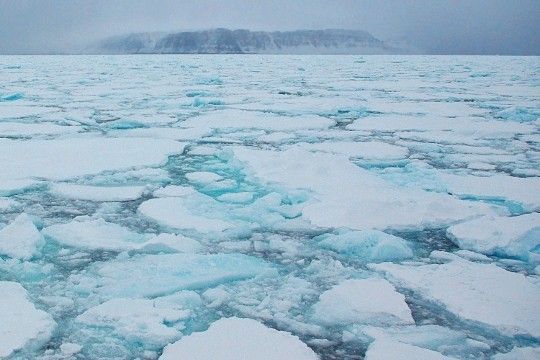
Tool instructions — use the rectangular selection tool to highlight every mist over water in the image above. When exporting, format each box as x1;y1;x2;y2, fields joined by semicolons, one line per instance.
0;0;539;54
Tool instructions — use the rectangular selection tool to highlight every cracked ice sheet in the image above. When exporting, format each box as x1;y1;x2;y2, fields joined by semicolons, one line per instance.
181;108;335;131
70;253;274;299
447;213;540;260
233;147;494;230
440;172;540;211
370;257;540;338
0;137;185;181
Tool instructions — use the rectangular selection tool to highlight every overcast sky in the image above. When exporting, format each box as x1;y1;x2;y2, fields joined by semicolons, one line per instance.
0;0;539;54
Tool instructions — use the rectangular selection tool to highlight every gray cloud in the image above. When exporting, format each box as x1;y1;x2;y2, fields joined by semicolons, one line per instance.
0;0;538;54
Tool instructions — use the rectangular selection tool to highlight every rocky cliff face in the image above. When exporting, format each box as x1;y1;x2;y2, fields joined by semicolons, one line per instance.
96;29;398;54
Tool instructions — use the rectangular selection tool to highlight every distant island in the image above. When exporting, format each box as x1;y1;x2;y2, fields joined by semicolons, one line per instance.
92;29;412;54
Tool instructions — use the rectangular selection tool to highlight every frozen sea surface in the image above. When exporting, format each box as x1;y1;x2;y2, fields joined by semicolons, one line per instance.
0;55;539;359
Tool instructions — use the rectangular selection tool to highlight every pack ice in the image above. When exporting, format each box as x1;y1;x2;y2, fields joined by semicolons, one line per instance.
0;55;539;359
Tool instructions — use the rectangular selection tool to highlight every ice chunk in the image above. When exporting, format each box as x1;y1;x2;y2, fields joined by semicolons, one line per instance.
447;213;540;259
72;253;273;298
60;343;82;356
159;317;318;360
153;185;196;197
315;230;413;262
181;108;334;131
141;233;203;254
0;122;81;136
0;105;52;119
0;281;56;358
365;338;451;360
185;171;223;184
217;192;254;204
493;346;540;360
42;218;148;251
441;173;540;211
312;278;413;326
50;184;146;202
356;324;489;356
233;147;493;230
495;106;539;122
371;258;540;338
139;197;235;233
0;137;184;181
295;141;408;160
0;198;19;212
0;213;44;260
77;298;191;348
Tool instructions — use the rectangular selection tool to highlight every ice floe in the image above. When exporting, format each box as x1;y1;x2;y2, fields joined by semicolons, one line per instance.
0;281;56;358
0;213;44;260
50;183;146;201
159;317;318;360
372;257;540;338
312;278;413;326
447;213;540;259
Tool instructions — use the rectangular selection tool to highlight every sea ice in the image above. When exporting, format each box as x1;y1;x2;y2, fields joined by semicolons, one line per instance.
76;297;192;349
0;281;56;358
492;346;540;360
0;213;44;260
0;137;184;181
365;338;451;360
315;229;413;262
233;147;494;230
139;197;235;233
312;278;413;326
71;253;273;298
42;218;148;251
371;257;540;338
295;141;408;160
447;213;540;259
181;108;334;131
50;183;146;201
159;317;318;360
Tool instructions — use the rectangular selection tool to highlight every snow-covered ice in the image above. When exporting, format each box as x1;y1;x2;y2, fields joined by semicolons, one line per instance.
159;317;318;360
0;281;56;358
365;338;452;360
0;55;538;359
447;213;540;259
0;213;44;260
371;257;540;338
312;278;414;326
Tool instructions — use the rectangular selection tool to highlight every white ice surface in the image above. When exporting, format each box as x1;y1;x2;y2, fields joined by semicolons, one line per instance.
493;346;540;360
295;141;408;160
159;317;318;360
441;173;540;211
371;258;540;338
233;147;494;230
182;109;334;131
77;297;191;348
447;213;540;259
365;338;451;360
50;184;146;201
71;253;273;298
0;137;184;181
312;278;413;326
0;213;44;260
0;122;81;136
0;281;56;358
42;218;148;251
315;230;413;262
139;197;235;233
